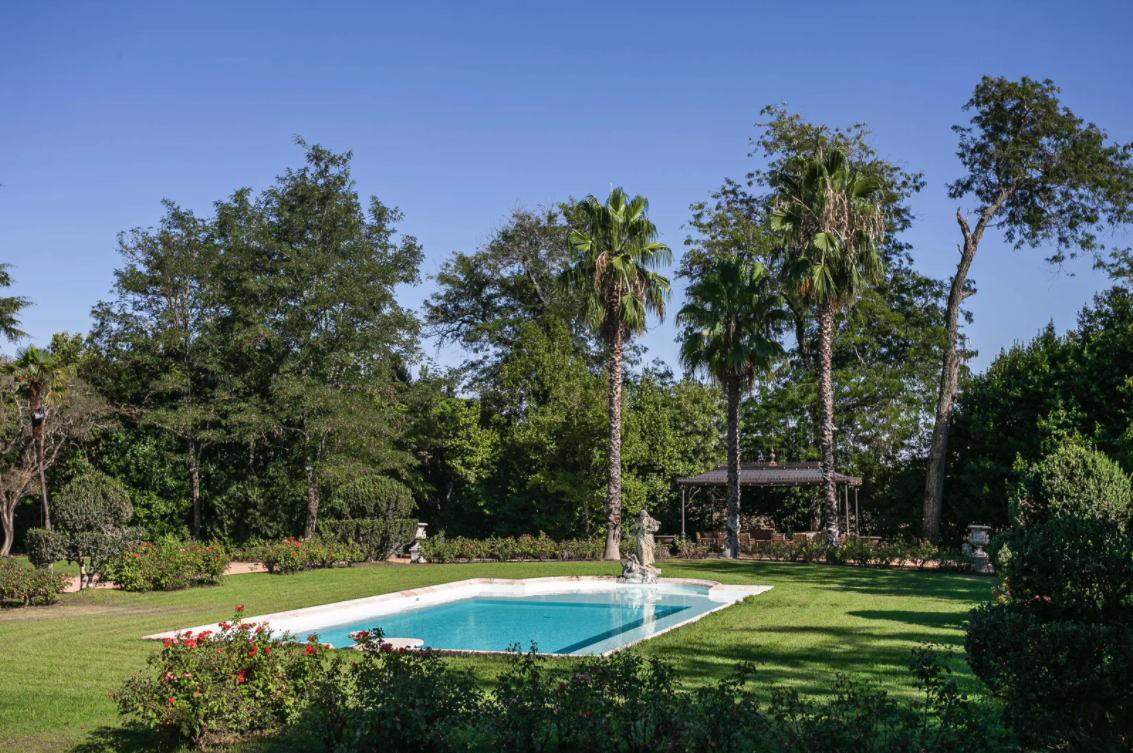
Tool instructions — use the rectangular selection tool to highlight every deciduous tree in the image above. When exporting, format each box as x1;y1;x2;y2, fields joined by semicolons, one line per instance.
923;77;1133;542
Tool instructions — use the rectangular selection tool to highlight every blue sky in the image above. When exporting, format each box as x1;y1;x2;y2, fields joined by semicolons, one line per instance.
3;0;1131;374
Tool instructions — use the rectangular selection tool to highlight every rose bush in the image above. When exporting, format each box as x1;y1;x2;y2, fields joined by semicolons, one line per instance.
246;536;362;574
114;607;334;750
100;537;231;592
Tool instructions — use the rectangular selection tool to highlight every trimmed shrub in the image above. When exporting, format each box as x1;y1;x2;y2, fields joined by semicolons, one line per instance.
25;528;67;568
29;472;142;588
319;519;418;562
100;538;231;591
1010;442;1133;528
0;558;68;607
967;514;1133;749
114;607;334;750
329;476;414;521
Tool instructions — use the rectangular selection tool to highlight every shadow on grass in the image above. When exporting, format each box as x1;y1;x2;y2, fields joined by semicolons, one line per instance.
848;609;969;631
68;725;167;753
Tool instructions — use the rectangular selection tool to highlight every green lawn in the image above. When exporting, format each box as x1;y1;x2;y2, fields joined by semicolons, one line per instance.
0;560;991;752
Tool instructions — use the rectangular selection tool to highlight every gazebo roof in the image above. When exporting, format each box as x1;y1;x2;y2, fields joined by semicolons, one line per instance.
676;462;862;488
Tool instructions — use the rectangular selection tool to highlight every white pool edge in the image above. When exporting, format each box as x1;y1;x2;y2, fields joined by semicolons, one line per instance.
142;576;773;654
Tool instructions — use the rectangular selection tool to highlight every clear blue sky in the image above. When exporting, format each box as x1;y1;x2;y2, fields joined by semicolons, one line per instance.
3;0;1131;373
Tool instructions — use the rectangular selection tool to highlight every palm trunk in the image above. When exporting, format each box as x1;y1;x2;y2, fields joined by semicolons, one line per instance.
304;456;319;540
189;442;201;540
604;326;624;561
31;392;49;532
723;378;742;559
817;300;839;542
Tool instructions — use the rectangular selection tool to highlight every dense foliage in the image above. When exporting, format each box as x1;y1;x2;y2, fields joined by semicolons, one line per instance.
967;444;1133;750
947;288;1133;536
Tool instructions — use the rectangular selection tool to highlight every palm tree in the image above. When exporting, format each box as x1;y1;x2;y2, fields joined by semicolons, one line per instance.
678;256;786;558
563;188;671;560
770;148;885;542
0;345;72;530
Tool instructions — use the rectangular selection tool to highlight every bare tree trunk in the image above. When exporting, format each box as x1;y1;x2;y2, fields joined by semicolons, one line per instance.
189;441;201;540
817;301;839;542
304;457;319;540
0;493;14;557
604;326;624;561
922;208;986;542
723;378;742;559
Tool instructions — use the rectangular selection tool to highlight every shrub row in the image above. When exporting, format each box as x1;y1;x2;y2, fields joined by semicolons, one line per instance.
0;558;69;607
317;518;417;561
244;536;363;574
420;534;634;563
421;533;974;571
100;538;231;592
117;615;1011;752
745;537;974;570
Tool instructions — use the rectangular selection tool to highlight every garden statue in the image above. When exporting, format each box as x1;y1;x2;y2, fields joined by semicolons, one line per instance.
619;509;661;584
635;509;661;567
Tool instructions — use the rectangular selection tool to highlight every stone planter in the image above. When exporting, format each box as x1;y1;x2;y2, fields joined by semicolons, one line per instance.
966;524;993;575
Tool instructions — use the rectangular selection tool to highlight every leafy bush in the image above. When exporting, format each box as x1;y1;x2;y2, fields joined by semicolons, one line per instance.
967;514;1133;749
247;536;362;574
289;640;1009;753
100;538;231;591
1010;441;1133;527
114;607;333;750
319;519;418;562
0;558;68;607
841;537;873;566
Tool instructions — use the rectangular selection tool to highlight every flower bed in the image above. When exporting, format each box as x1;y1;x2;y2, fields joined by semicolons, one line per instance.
100;538;231;592
244;536;362;574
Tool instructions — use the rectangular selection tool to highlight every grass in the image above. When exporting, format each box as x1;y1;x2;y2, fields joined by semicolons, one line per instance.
0;559;992;752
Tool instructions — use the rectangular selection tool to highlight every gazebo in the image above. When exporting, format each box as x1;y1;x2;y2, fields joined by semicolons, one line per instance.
675;460;862;540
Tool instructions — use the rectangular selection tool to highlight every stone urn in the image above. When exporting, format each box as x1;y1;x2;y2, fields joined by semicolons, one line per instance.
966;524;993;575
409;522;428;564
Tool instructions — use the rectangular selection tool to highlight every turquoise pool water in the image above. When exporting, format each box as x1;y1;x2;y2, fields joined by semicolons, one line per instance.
313;588;726;655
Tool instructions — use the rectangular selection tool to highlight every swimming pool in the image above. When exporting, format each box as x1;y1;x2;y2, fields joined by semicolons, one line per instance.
145;576;771;656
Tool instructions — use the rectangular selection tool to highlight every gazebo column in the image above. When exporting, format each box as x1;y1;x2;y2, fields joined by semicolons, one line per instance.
681;487;687;541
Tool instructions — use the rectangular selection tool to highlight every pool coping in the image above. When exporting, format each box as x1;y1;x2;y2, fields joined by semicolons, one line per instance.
142;576;772;656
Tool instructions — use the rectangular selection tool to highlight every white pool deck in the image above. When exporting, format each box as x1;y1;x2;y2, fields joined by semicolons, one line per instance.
143;576;772;655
